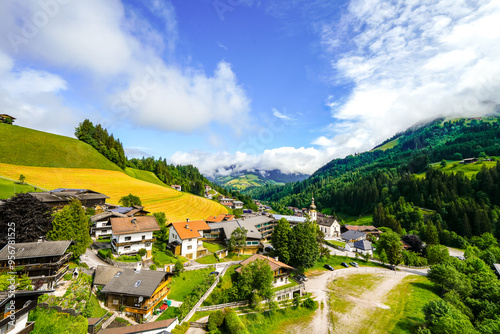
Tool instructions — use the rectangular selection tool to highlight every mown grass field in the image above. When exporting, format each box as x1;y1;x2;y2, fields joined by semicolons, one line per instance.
168;268;213;301
0;163;228;222
416;159;498;179
371;138;400;152
0;124;120;170
350;275;440;333
338;213;374;226
0;177;43;199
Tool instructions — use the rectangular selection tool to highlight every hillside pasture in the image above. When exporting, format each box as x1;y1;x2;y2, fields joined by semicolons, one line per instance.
417;159;498;179
0;163;228;222
0;177;44;199
0;124;120;170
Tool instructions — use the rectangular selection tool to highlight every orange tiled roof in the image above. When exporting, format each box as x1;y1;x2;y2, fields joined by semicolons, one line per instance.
171;220;210;240
206;214;235;223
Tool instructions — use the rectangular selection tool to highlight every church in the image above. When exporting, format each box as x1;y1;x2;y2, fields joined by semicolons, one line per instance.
308;198;341;238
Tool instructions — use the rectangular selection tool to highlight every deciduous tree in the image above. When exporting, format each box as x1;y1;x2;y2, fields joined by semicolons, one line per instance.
119;193;142;207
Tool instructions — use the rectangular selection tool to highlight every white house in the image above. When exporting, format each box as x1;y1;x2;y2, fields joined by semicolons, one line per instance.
169;220;211;260
91;211;127;239
236;254;295;288
110;216;160;258
233;200;244;209
317;217;341;238
171;185;182;191
353;240;373;256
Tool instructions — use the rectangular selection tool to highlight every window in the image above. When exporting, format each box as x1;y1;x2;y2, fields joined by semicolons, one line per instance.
142;235;146;240
102;230;107;233
113;300;119;305
124;246;131;251
145;242;151;247
125;236;131;241
187;245;192;250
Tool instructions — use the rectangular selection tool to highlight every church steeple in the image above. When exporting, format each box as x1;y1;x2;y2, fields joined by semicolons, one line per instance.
309;197;317;222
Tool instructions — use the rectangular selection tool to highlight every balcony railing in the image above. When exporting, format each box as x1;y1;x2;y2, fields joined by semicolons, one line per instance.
112;238;156;247
0;253;71;273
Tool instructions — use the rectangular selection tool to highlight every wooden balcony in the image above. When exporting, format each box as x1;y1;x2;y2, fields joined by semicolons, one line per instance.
0;253;71;273
123;287;170;315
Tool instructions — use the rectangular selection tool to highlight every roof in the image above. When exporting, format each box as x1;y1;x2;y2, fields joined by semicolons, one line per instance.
316;217;340;227
273;215;307;223
233;201;244;204
91;211;127;223
0;240;71;260
100;269;167;297
100;319;175;334
93;265;124;286
110;206;149;215
341;230;366;241
236;254;294;274
0;114;16;120
171;220;211;240
494;264;500;276
354;240;372;251
111;216;160;235
29;189;109;203
206;214;234;223
0;290;53;307
344;225;381;233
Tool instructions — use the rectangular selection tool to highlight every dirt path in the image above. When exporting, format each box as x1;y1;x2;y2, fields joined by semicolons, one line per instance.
281;267;413;334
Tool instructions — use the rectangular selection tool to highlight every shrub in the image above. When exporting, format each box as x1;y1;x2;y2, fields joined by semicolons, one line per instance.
208;310;225;331
149;264;157;271
97;249;112;259
63;273;72;281
138;248;147;257
224;309;248;334
171;322;190;334
175;261;184;275
301;297;318;310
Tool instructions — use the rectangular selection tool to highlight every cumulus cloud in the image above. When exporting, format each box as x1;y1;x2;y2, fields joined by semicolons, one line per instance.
170;146;334;177
0;0;250;134
315;0;500;154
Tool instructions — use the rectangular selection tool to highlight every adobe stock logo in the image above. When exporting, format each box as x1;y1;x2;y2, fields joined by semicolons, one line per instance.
7;0;72;53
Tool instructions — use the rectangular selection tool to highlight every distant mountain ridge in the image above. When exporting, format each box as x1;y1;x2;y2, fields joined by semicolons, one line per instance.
211;168;309;191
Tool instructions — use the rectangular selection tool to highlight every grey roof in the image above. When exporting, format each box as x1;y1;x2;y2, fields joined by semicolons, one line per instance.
341;230;366;241
354;240;372;251
211;216;273;240
93;265;124;286
0;240;71;260
100;319;175;334
91;211;127;222
101;269;167;297
317;217;340;227
29;188;108;203
273;214;307;223
494;264;500;276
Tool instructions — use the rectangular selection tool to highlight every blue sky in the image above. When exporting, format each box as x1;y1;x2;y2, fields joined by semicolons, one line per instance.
1;0;499;176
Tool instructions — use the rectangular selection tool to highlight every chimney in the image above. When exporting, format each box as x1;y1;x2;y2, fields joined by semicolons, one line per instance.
132;218;137;224
186;218;190;222
275;257;279;262
135;262;142;273
185;224;189;229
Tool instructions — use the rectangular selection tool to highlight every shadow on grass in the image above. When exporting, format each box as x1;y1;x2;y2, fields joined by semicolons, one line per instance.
392;316;425;334
410;282;440;295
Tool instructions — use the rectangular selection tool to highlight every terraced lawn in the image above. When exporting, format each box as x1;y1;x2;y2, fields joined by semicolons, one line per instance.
0;163;228;222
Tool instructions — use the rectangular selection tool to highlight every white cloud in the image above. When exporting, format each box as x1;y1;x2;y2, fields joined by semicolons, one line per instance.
315;0;500;154
170;146;333;177
272;108;294;121
0;0;250;135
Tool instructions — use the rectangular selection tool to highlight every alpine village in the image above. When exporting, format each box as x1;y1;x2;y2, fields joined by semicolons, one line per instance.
1;114;500;334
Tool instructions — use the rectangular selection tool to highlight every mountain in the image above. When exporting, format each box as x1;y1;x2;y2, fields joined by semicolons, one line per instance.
211;169;309;191
0;123;228;222
249;116;500;240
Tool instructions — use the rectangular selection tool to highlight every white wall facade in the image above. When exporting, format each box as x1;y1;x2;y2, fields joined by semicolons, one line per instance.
169;226;201;259
112;231;154;255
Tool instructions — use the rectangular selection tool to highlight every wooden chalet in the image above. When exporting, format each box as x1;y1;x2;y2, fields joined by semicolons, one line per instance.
0;114;15;124
28;188;109;209
100;268;172;322
0;240;72;289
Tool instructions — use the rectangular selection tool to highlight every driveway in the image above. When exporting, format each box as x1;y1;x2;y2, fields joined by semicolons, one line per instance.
80;248;110;268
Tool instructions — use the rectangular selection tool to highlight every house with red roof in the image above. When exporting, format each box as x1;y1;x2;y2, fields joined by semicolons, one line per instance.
168;219;211;260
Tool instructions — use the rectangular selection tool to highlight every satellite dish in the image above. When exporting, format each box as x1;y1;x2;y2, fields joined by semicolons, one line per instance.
138;296;143;302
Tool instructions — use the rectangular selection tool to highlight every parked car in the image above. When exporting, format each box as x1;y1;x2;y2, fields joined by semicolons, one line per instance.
341;262;349;268
350;262;359;268
385;264;396;271
324;264;334;271
209;271;219;276
296;273;308;282
264;246;274;252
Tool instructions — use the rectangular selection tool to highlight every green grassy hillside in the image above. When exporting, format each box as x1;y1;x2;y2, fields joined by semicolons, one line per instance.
216;173;285;190
0;177;44;199
0;124;121;170
124;168;167;187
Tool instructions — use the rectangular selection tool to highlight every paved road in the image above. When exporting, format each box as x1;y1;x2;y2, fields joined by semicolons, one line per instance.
81;248;110;268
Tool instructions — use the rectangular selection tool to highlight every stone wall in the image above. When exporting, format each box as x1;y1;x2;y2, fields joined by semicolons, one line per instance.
38;302;80;317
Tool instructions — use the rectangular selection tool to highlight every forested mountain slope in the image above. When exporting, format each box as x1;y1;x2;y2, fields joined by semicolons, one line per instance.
250;117;500;239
